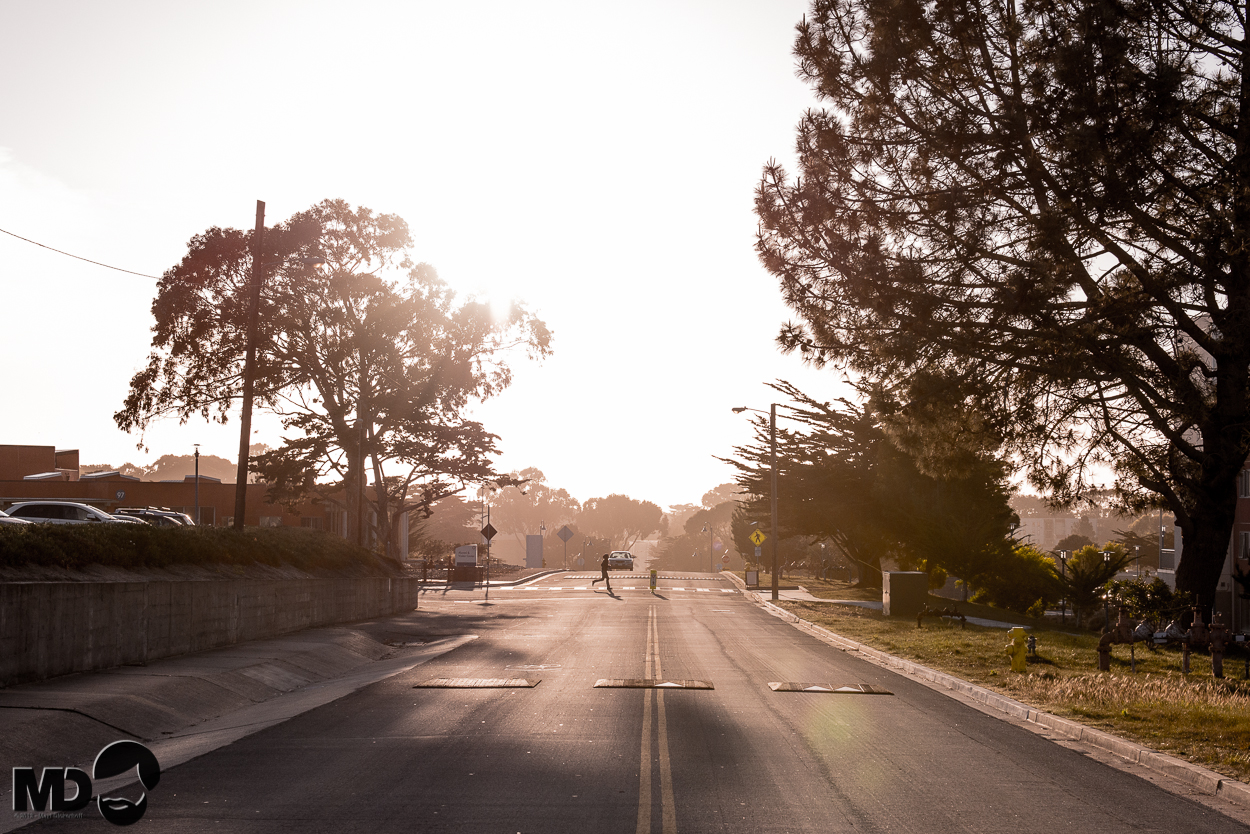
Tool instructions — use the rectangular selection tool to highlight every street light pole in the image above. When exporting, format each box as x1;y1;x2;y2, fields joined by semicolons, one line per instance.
1102;551;1111;631
1058;550;1068;624
233;200;265;530
732;403;783;602
770;403;779;602
193;444;200;526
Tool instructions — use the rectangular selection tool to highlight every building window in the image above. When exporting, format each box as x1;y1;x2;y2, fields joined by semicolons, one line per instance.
300;517;323;530
259;516;283;528
1242;469;1250;498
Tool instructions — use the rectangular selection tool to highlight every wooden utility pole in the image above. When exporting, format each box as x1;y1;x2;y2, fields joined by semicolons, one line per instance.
233;200;265;529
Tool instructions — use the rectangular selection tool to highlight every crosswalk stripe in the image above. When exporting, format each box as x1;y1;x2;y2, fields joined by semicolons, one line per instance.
440;585;741;594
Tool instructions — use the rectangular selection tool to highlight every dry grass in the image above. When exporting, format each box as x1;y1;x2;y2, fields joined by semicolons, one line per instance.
735;571;882;601
779;599;1250;782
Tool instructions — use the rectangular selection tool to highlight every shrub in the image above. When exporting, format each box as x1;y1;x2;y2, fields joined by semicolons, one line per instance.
971;543;1063;614
0;524;399;575
1106;577;1194;627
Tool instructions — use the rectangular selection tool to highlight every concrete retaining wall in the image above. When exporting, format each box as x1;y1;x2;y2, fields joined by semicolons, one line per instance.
0;578;422;687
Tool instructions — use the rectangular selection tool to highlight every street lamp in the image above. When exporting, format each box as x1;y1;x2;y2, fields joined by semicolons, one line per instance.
193;443;200;526
733;403;781;601
1102;550;1111;631
1056;550;1069;624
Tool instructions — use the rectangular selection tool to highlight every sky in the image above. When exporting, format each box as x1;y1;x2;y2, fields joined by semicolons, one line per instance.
0;0;849;511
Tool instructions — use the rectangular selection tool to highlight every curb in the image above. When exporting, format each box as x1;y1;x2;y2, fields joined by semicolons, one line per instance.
724;571;1250;808
417;568;567;590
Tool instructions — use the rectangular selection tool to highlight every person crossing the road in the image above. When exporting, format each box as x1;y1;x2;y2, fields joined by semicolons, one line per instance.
591;552;613;594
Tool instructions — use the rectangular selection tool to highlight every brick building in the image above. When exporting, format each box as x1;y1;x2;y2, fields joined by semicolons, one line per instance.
0;444;340;531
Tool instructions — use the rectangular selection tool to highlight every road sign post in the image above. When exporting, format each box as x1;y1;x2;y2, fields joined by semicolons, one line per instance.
481;522;497;601
749;531;767;580
557;525;573;569
747;530;769;588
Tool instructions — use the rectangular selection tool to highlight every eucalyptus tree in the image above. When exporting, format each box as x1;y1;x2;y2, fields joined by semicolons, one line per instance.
576;494;664;552
117;199;551;554
756;0;1250;611
486;468;581;553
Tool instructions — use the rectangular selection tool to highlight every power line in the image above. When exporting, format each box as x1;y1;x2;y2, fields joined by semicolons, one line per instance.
0;225;159;279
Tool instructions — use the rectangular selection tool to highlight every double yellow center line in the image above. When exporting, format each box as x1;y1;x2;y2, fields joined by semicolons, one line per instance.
637;605;676;834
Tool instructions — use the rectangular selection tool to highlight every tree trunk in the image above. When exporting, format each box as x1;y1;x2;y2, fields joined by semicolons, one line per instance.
345;447;364;547
1174;395;1250;618
371;450;391;560
1175;482;1238;619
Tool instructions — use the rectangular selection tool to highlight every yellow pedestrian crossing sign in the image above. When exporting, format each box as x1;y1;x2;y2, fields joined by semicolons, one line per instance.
749;529;767;547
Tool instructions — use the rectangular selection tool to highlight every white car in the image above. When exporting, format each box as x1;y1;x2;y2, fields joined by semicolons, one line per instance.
0;508;31;526
607;551;634;571
5;501;130;525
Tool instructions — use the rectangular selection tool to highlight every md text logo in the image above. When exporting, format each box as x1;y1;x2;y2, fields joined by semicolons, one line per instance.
12;740;161;826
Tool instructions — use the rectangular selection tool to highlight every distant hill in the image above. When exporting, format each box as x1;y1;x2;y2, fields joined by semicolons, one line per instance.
81;447;269;483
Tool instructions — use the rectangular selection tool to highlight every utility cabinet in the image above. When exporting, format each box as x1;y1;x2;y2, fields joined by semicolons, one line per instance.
882;571;928;618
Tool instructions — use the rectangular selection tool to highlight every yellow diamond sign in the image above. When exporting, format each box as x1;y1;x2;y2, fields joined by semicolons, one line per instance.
749;529;767;546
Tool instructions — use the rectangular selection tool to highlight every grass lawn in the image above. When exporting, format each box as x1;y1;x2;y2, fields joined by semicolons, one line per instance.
765;580;1250;783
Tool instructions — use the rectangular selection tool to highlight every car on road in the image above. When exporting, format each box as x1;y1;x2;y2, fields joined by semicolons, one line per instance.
5;501;132;525
607;550;634;571
0;508;31;526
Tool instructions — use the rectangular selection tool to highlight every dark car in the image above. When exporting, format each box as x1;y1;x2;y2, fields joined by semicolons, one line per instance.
115;507;194;527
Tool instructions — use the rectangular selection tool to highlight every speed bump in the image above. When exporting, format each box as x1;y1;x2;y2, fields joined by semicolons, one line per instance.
594;679;714;690
414;678;540;688
768;682;892;694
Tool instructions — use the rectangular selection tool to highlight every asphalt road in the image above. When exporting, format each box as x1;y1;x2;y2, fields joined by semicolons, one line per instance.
20;571;1250;832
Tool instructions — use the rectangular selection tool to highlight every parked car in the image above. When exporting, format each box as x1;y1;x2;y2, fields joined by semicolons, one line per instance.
607;551;634;571
0;508;31;526
5;501;131;525
115;507;193;527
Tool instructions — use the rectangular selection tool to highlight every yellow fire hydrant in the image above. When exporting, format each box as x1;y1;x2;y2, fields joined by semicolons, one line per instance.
1007;627;1029;673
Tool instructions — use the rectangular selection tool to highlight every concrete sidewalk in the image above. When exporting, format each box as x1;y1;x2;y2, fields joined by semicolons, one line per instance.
0;612;472;825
